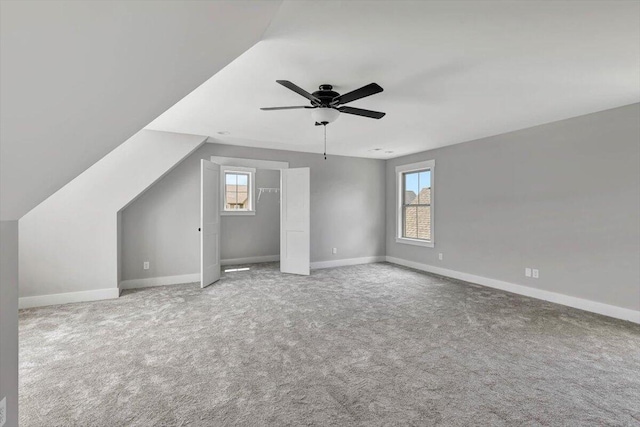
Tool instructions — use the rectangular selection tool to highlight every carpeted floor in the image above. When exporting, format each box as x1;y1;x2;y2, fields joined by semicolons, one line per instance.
19;262;640;426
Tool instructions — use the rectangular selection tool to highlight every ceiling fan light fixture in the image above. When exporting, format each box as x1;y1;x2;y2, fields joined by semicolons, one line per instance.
311;107;340;125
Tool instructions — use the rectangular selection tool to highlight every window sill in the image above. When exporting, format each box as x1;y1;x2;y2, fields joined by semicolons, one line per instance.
396;237;434;248
221;211;256;216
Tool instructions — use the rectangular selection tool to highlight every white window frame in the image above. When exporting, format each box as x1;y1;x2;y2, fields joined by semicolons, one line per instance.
395;159;435;248
221;165;256;216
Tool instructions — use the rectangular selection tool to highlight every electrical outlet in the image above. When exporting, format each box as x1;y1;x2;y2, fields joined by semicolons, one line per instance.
332;248;337;255
525;268;532;277
438;253;443;261
143;261;150;270
1;396;6;427
532;269;539;279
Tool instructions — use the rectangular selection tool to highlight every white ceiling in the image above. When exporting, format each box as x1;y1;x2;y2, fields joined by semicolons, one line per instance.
0;0;281;220
147;0;640;160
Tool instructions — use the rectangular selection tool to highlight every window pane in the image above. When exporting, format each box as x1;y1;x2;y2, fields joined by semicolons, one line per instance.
236;192;248;209
225;173;237;185
224;172;251;210
417;206;431;240
418;170;431;204
403;206;418;239
236;174;249;197
403;172;419;204
225;174;235;209
225;187;236;209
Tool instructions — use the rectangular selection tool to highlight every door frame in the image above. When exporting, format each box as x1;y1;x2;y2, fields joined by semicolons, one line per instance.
205;156;299;273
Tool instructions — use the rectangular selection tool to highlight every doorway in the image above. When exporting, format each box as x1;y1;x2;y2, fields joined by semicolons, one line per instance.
200;156;310;288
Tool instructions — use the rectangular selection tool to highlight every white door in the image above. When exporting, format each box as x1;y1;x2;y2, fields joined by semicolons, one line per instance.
280;167;310;275
201;159;221;288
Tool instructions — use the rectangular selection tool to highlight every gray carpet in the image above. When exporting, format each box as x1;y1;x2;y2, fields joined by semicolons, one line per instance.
19;262;640;426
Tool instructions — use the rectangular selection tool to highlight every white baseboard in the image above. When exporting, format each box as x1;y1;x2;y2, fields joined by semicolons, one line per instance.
19;288;120;309
311;256;386;270
120;273;200;290
120;257;280;289
385;256;640;324
221;255;279;266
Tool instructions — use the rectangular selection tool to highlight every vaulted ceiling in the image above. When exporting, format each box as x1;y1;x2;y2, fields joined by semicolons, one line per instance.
2;1;639;220
0;0;281;220
147;1;640;159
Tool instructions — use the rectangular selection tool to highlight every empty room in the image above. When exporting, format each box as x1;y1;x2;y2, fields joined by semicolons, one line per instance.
1;1;639;426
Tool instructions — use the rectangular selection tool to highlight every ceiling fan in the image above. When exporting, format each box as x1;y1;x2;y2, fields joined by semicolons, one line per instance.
261;80;385;125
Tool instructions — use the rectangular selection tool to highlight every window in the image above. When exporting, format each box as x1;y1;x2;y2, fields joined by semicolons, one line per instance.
396;160;434;247
225;172;250;210
221;166;255;215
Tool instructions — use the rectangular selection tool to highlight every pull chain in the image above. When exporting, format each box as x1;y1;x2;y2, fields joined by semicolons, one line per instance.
323;124;327;160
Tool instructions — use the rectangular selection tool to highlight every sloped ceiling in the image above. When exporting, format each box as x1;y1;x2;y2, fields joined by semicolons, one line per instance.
0;0;282;220
147;0;640;159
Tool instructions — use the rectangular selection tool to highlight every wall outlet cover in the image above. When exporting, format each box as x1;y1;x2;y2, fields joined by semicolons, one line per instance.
0;396;6;427
438;253;443;260
525;268;532;277
332;248;337;254
143;261;150;270
532;269;539;279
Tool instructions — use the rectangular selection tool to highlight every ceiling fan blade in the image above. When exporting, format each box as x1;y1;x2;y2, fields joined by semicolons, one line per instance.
332;83;383;105
260;106;315;110
276;80;321;105
338;106;386;119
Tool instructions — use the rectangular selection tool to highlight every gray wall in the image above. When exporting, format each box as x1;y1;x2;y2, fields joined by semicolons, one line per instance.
0;220;19;426
387;103;640;311
121;143;386;281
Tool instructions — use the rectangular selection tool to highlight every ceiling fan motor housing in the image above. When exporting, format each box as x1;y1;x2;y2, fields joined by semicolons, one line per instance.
312;84;340;107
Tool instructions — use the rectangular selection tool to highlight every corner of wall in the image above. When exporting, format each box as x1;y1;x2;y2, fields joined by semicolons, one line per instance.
0;220;19;427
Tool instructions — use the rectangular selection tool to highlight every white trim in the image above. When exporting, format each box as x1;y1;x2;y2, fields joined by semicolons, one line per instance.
311;256;386;270
395;237;435;248
221;255;280;266
385;256;640;324
120;273;201;290
395;160;436;174
210;156;289;170
19;288;120;309
396;159;435;247
221;211;255;216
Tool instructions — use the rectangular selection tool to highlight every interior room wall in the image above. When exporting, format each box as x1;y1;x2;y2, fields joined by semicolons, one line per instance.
120;142;386;281
386;103;640;313
18;130;207;305
0;220;19;427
